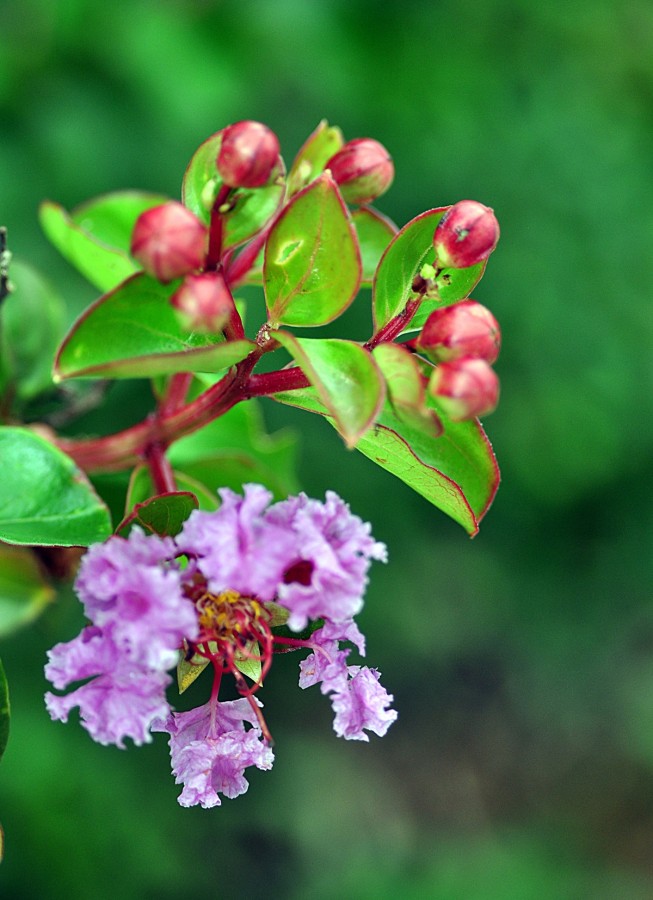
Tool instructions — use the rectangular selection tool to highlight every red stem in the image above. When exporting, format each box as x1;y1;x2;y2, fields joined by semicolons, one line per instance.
206;185;232;270
365;297;422;350
145;441;176;493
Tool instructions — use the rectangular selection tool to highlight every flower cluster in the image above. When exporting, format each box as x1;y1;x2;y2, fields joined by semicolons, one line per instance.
45;485;395;808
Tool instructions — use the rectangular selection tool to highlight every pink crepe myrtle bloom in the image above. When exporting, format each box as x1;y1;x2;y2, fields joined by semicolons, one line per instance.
45;485;396;807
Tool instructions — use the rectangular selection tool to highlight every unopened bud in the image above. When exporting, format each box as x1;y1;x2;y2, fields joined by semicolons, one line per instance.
428;357;499;421
170;272;235;333
433;200;499;269
417;300;501;364
326;138;394;204
217;120;280;189
131;202;207;283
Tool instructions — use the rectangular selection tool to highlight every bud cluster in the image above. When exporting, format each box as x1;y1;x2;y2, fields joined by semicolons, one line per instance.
417;299;501;421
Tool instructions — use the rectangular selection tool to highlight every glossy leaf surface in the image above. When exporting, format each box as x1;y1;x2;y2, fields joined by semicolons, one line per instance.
0;428;112;546
372;343;442;438
272;333;384;446
273;386;499;535
55;273;253;380
287;119;344;195
351;206;398;286
373;207;486;332
39;192;168;292
264;173;361;327
116;491;199;537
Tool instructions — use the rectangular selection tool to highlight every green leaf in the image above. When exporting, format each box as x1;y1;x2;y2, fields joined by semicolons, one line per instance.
372;207;486;332
233;642;263;684
287;119;344;195
169;396;300;499
264;172;362;327
0;657;9;763
272;332;385;447
39;192;168;292
0;427;112;546
177;647;212;693
0;260;65;401
55;273;254;380
351;206;398;287
181;130;286;250
125;464;219;512
273;386;499;535
0;543;55;636
372;343;442;438
116;491;199;538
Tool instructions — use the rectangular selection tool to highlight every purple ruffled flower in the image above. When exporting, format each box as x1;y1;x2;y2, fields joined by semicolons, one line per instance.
177;484;298;602
271;491;387;631
45;484;395;807
44;530;198;748
45;625;172;747
299;622;397;742
153;698;274;808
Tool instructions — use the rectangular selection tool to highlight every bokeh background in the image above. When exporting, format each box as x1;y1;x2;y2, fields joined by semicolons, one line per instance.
2;0;653;897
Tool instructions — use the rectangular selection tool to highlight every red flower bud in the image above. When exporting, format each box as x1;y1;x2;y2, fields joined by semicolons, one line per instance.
170;271;235;333
433;200;499;269
131;202;208;283
326;138;394;204
428;357;499;421
417;300;501;364
216;120;280;189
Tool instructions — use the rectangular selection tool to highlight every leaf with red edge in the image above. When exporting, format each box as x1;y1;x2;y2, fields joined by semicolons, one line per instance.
272;333;385;447
264;172;362;327
181;130;285;251
372;342;442;439
352;206;398;287
116;492;199;538
287;119;344;195
54;273;254;380
372;207;486;333
273;385;499;536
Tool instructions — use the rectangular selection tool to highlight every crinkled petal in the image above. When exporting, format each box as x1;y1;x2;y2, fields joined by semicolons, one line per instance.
271;491;387;631
153;698;274;808
45;666;171;748
45;625;115;690
73;529;197;670
330;666;397;741
177;485;297;601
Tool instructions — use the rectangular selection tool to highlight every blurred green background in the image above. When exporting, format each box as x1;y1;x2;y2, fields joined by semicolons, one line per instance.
2;0;653;897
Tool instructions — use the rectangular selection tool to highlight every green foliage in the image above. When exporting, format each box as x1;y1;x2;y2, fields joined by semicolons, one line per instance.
54;273;254;379
287;119;344;195
116;491;199;538
0;260;65;404
0;427;111;546
182;130;286;248
0;544;55;636
264;172;361;326
168;398;300;500
274;384;498;535
273;333;385;446
373;208;486;332
39;192;168;292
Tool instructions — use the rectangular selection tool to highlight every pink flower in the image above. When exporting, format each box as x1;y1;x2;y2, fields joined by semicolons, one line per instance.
45;485;395;807
153;699;274;808
299;621;397;741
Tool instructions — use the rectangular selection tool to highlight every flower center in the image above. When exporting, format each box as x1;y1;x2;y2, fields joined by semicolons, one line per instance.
195;589;270;652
